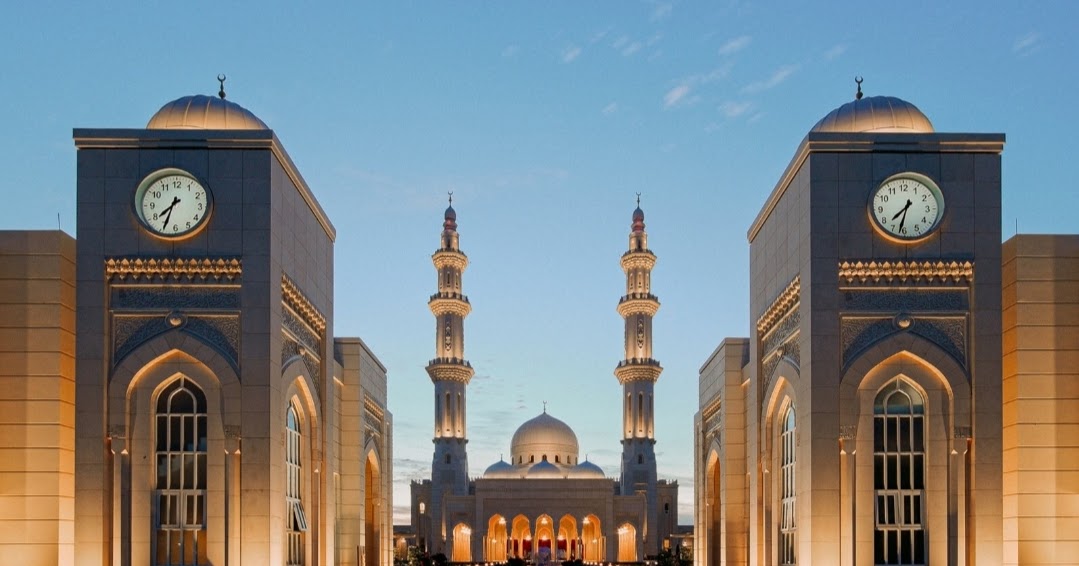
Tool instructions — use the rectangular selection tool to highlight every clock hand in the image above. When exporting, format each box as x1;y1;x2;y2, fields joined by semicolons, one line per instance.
898;200;912;233
891;199;913;220
160;196;181;229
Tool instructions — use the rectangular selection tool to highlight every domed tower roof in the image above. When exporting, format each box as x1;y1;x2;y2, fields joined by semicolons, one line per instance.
811;95;933;134
443;193;458;232
527;460;565;479
510;411;579;466
632;194;645;233
482;458;519;479
568;459;606;479
147;82;268;130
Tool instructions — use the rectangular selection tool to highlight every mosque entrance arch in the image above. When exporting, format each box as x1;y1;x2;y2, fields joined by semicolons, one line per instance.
617;522;638;562
581;514;603;561
451;523;471;562
510;515;531;559
558;515;579;561
486;515;508;562
535;514;555;562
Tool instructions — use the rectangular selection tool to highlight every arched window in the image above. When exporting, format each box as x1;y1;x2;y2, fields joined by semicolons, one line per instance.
153;376;208;566
286;404;308;566
874;380;926;565
779;405;796;566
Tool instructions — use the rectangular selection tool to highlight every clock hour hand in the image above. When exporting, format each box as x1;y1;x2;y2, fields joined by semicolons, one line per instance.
893;199;910;219
160;196;181;229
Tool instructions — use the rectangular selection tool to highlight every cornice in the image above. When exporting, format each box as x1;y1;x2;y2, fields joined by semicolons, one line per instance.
838;260;973;286
425;358;475;384
617;295;660;318
756;276;800;335
620;252;657;272
105;257;242;283
282;274;327;332
615;359;663;384
433;249;469;271
428;294;472;317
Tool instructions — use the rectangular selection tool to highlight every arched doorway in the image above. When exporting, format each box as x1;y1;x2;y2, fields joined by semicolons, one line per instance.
617;523;637;562
535;514;555;563
707;452;721;564
510;515;531;559
451;523;472;562
365;453;381;566
558;515;579;561
581;514;602;561
487;515;508;562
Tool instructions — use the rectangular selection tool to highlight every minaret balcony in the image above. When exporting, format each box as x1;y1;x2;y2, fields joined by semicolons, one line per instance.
432;249;469;270
425;358;475;383
428;293;472;316
617;294;660;317
620;251;656;271
614;358;663;384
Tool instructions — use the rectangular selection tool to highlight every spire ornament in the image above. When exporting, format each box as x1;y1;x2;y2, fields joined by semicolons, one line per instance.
218;74;227;99
855;76;864;100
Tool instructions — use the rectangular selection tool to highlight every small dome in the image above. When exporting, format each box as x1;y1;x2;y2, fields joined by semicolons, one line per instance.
147;95;268;130
568;460;606;479
483;459;519;479
633;206;644;221
632;205;645;233
527;460;564;479
445;205;457;221
811;96;933;134
510;412;579;467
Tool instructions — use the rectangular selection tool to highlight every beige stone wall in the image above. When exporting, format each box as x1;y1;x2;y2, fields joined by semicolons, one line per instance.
0;230;76;566
1002;235;1079;565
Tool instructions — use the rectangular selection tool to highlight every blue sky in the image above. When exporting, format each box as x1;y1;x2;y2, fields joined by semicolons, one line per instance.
3;2;1077;524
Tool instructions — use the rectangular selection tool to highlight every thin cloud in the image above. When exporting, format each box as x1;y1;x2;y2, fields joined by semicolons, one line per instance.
824;44;846;60
742;64;798;94
664;84;692;108
718;35;751;56
602;102;619;115
590;27;612;44
622;41;642;56
562;45;582;63
502;45;519;58
650;2;673;22
719;101;753;118
1013;32;1040;56
613;35;629;50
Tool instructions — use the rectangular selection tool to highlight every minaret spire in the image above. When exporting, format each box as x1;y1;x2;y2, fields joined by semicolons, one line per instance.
427;199;473;508
616;197;662;537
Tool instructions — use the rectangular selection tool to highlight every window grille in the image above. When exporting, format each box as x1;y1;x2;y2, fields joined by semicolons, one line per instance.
874;380;926;565
779;406;796;566
153;377;208;566
286;405;307;566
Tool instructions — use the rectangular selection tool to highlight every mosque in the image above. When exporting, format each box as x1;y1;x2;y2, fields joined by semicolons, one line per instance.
410;199;679;562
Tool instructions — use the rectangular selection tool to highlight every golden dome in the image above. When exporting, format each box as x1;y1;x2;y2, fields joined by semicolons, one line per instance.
811;96;933;134
147;95;268;130
510;412;579;466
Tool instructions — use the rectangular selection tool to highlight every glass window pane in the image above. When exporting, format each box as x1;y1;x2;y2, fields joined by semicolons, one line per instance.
173;390;194;413
197;454;207;490
183;416;195;451
183;529;196;563
899;418;911;451
913;417;925;451
183;455;195;489
914;455;925;489
900;455;911;489
886;418;898;451
156;530;170;564
874;455;884;489
198;529;209;563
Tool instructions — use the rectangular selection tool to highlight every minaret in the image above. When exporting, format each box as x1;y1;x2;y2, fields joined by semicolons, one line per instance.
426;195;473;548
615;196;662;546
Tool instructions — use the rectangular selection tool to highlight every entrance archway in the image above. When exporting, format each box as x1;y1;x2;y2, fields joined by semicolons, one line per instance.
581;514;602;561
558;515;579;560
451;523;472;562
365;453;381;566
617;523;637;562
487;515;508;562
535;514;555;562
707;451;721;564
510;515;531;559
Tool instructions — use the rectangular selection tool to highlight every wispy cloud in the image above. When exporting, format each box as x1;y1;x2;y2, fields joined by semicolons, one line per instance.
1013;32;1041;56
824;44;846;60
718;35;751;56
622;41;642;56
719;100;753;118
664;84;692;108
590;27;612;44
502;45;519;58
741;64;798;94
650;1;673;22
602;102;619;115
562;45;582;63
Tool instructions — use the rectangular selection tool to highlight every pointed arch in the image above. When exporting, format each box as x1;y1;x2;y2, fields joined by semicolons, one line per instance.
487;515;508;562
705;448;722;566
365;449;383;566
616;522;638;562
451;522;472;562
581;514;602;562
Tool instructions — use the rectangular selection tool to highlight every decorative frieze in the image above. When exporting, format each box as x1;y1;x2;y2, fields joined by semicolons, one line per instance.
112;286;241;310
112;313;239;368
757;276;800;335
105;257;241;282
838;260;973;286
281;274;327;332
841;315;967;369
842;289;968;312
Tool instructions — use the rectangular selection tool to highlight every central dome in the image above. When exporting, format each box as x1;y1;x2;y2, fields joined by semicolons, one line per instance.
510;412;579;467
811;95;933;134
147;95;268;130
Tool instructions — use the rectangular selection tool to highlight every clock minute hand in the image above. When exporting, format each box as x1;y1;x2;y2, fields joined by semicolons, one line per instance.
891;199;913;220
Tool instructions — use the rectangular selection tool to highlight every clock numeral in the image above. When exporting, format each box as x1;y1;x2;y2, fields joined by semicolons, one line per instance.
153;191;161;198
922;195;928;202
186;221;191;229
152;213;159;220
914;225;922;233
148;202;155;210
888;187;896;195
173;224;178;232
922;217;928;224
877;206;884;213
881;216;888;224
925;206;931;213
197;203;203;211
880;195;889;203
173;180;181;189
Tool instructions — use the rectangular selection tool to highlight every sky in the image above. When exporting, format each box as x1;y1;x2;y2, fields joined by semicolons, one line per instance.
3;2;1078;526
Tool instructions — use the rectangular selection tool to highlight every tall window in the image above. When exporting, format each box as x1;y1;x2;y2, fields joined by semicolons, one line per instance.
874;380;926;565
154;377;207;566
286;405;308;566
779;405;796;566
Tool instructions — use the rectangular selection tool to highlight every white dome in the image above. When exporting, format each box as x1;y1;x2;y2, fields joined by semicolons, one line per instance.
483;459;519;479
527;460;565;479
510;412;579;467
568;460;606;479
147;94;268;130
811;95;933;134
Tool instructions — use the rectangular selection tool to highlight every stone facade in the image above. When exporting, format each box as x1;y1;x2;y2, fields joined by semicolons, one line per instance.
0;231;77;565
1002;235;1079;566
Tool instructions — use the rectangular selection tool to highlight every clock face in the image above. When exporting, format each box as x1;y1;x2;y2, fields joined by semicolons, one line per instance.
868;173;945;241
134;169;212;238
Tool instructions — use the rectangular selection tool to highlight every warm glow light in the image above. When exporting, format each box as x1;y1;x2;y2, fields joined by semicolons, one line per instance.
499;518;506;524
460;527;471;535
583;517;590;524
